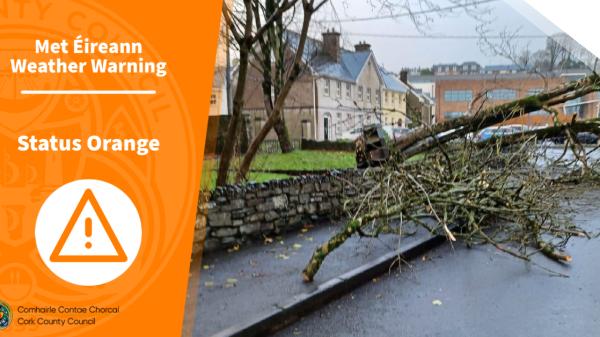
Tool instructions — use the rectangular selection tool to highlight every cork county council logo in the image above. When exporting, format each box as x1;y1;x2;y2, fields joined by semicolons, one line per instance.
0;301;11;330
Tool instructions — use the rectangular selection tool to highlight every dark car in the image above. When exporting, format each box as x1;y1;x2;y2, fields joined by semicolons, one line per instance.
577;132;599;144
548;132;598;145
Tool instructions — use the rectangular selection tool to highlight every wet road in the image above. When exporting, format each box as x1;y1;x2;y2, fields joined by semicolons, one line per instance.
273;188;600;337
195;220;429;337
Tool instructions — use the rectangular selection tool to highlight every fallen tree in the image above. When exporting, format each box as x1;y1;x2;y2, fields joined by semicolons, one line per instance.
302;73;600;282
395;73;600;159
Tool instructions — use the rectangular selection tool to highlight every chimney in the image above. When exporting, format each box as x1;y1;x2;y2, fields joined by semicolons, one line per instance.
322;29;341;62
354;41;371;52
400;70;408;84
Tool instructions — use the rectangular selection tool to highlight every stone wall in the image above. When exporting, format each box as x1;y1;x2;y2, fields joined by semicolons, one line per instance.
195;170;363;253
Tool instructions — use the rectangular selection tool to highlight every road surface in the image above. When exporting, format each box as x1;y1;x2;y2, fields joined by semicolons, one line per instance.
273;188;600;337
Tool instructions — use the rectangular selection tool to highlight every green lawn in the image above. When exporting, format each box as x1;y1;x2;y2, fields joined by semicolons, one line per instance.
251;150;355;171
201;150;355;190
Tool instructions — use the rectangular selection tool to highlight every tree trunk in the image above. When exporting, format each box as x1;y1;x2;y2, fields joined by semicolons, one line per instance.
216;49;248;186
236;5;314;182
274;113;294;152
395;73;600;158
256;0;294;154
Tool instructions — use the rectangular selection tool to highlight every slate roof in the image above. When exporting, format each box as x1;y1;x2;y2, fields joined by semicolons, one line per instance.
407;68;592;83
380;68;408;93
482;64;523;72
309;49;372;82
285;31;373;83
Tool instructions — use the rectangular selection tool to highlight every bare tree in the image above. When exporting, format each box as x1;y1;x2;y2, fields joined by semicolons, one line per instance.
253;0;295;153
235;0;328;182
217;0;300;186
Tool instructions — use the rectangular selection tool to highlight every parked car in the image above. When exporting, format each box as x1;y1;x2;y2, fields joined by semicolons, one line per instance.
476;124;528;142
339;127;363;141
577;132;599;144
382;126;410;141
548;132;598;145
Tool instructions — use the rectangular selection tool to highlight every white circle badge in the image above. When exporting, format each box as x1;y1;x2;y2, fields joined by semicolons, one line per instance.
35;179;142;286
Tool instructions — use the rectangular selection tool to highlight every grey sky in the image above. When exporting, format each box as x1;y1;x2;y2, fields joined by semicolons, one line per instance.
310;0;558;71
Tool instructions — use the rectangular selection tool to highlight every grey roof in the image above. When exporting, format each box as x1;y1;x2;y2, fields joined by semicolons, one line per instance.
285;30;320;63
285;30;372;83
482;64;523;72
380;68;408;93
310;50;371;82
408;69;592;83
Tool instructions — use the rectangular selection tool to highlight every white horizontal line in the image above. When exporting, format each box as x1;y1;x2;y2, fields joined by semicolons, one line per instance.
21;90;156;95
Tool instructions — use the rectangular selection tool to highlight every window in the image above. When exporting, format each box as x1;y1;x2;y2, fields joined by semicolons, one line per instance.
324;79;330;96
336;81;342;98
385;91;389;103
443;90;473;102
346;83;351;99
301;120;312;140
528;88;544;96
358;86;363;100
392;93;396;104
210;94;217;105
375;90;380;104
254;118;265;138
565;97;583;115
324;117;330;141
366;88;371;102
444;111;466;120
487;89;517;101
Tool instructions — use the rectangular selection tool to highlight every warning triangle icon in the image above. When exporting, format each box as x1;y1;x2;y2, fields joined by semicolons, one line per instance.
50;189;128;263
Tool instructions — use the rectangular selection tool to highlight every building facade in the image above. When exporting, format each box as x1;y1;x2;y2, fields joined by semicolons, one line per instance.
434;71;599;126
432;61;482;76
238;30;432;142
209;2;231;117
380;69;409;127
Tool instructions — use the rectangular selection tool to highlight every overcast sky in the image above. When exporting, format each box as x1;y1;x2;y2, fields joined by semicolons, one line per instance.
308;0;560;71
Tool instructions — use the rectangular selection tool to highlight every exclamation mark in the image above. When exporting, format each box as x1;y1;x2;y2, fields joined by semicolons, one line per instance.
85;217;92;249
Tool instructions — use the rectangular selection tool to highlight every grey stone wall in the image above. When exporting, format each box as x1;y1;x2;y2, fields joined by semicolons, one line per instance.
195;170;363;253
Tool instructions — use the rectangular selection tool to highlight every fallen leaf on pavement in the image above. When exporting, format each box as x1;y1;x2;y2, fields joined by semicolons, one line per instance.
293;243;302;250
432;299;443;306
227;244;240;253
224;278;238;288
